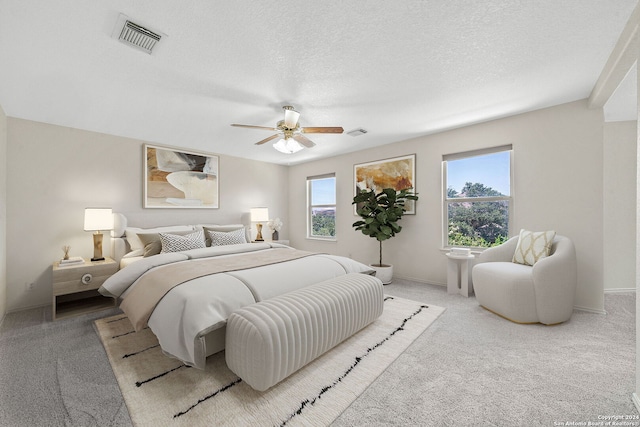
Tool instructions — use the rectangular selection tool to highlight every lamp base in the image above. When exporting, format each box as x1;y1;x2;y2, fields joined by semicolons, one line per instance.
255;223;264;241
92;232;104;262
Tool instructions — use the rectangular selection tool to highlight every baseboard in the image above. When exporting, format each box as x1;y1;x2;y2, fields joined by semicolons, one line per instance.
632;393;640;414
605;288;636;294
573;305;607;315
7;302;49;314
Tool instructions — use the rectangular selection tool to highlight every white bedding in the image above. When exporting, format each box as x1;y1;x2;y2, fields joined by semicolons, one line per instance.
119;254;143;269
99;242;374;369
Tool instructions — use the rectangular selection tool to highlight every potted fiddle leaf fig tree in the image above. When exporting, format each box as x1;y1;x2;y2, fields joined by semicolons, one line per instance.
352;187;418;284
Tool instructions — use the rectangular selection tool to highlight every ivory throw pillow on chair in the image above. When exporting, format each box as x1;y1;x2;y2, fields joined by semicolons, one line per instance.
512;229;556;266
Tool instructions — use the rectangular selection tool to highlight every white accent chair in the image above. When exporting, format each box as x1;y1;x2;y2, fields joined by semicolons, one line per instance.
472;235;577;325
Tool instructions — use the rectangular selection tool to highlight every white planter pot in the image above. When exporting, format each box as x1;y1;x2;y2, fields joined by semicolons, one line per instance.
370;264;393;284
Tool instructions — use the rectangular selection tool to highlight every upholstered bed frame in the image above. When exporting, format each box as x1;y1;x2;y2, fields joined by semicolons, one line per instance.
104;213;376;366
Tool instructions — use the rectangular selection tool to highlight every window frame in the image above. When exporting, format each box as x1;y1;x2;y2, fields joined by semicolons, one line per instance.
442;145;513;249
307;173;337;241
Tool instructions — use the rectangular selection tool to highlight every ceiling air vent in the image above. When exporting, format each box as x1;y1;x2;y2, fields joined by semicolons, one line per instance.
113;15;162;54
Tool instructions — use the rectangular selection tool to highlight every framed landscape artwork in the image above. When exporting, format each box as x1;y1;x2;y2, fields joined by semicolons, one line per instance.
354;154;416;214
144;144;219;209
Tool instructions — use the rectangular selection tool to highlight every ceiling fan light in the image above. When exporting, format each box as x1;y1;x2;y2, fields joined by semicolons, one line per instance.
273;137;304;154
283;109;300;128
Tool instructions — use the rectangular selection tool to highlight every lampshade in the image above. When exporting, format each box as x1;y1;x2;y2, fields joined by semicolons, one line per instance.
250;207;269;222
83;208;114;231
283;108;300;128
273;137;304;154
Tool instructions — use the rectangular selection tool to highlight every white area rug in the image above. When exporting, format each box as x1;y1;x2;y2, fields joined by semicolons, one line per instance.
94;296;445;426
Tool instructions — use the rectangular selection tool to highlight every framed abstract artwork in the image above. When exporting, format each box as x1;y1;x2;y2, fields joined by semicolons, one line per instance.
354;154;416;214
144;144;219;209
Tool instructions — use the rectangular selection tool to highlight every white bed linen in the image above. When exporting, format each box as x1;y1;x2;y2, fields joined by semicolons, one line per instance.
99;243;374;369
119;254;143;269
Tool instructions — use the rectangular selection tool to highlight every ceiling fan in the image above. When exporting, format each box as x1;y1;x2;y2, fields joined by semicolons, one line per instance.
231;106;344;154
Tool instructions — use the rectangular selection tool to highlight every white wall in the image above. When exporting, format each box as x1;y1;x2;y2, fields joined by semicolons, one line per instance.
6;118;289;311
3;99;611;313
289;99;605;312
0;104;6;322
604;120;637;291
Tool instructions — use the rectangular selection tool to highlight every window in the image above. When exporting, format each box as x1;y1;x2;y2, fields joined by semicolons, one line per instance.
443;145;512;248
307;174;336;239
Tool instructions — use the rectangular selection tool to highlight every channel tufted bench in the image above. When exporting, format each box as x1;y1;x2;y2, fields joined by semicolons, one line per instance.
225;273;384;391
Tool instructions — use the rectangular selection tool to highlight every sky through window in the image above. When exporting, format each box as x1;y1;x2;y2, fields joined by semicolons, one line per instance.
447;151;510;196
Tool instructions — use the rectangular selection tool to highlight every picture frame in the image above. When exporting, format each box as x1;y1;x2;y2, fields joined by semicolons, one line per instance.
144;144;219;209
354;154;416;214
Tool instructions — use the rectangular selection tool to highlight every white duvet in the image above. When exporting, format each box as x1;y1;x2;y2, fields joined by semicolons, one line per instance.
99;243;374;369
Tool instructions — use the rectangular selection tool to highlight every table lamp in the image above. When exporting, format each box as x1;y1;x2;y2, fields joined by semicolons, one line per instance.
250;207;269;241
84;208;113;261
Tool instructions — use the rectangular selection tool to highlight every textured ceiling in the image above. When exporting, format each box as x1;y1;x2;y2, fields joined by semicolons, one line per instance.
0;1;637;165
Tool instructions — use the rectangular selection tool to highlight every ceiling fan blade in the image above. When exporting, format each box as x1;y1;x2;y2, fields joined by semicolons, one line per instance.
255;134;280;145
231;124;278;131
301;127;344;134
293;134;316;148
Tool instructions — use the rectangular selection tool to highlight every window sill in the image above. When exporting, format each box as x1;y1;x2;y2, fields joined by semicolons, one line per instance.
307;237;337;242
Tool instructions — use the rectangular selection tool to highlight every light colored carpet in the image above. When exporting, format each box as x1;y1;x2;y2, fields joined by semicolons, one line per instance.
335;280;637;426
0;281;635;426
94;296;444;427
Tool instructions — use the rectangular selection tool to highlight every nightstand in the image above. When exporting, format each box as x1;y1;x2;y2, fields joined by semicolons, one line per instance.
52;257;118;320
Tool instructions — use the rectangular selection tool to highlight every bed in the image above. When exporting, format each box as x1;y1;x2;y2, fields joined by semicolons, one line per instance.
99;214;375;369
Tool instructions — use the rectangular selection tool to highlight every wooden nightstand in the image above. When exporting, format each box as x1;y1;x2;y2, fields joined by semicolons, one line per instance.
52;257;118;320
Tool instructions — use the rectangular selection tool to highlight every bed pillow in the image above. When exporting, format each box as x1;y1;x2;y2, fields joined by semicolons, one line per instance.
208;228;247;246
202;225;249;246
137;230;196;257
125;225;195;252
512;229;556;266
159;230;206;253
